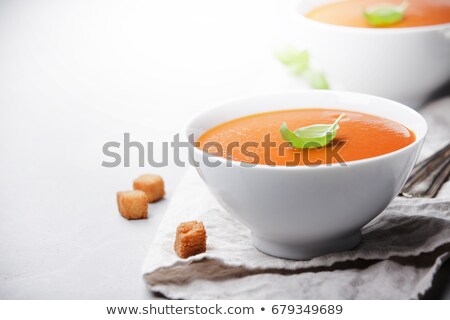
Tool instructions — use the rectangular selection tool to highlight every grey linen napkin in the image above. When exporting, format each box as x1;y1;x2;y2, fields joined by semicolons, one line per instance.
142;98;450;299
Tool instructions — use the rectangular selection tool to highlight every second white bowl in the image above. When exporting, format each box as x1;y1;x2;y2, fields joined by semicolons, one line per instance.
296;0;450;108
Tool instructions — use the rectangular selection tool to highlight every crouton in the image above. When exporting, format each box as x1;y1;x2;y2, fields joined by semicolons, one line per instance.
117;190;148;220
133;174;165;203
174;221;207;258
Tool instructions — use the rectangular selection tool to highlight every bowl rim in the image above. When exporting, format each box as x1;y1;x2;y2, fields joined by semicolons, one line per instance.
296;0;450;34
185;90;428;171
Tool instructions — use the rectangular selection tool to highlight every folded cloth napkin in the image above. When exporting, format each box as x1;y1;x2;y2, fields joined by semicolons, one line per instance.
142;98;450;299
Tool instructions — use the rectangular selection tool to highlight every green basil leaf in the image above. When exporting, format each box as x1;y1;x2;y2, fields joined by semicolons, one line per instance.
364;1;409;27
274;47;309;75
304;69;330;90
280;113;344;149
274;47;330;89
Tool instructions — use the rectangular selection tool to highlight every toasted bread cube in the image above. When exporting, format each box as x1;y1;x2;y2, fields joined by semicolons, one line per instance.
117;190;148;220
133;174;165;203
174;221;207;258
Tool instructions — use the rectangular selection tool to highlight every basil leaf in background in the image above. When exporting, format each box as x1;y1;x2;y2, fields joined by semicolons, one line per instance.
304;69;330;90
274;47;330;89
280;113;345;149
274;46;309;75
364;1;409;27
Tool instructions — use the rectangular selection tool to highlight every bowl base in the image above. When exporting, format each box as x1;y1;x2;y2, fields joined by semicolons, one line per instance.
252;231;361;260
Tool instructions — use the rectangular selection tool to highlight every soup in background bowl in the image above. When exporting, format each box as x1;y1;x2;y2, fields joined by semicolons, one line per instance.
186;91;427;260
296;0;450;108
306;0;450;28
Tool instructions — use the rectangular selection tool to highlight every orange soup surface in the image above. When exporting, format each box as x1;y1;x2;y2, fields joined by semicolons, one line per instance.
197;109;416;166
305;0;450;28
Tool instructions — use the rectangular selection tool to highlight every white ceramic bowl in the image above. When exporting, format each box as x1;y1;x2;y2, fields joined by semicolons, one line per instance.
296;0;450;108
186;91;427;260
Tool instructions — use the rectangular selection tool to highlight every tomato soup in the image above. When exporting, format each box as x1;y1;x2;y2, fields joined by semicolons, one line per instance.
197;109;415;166
305;0;450;28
